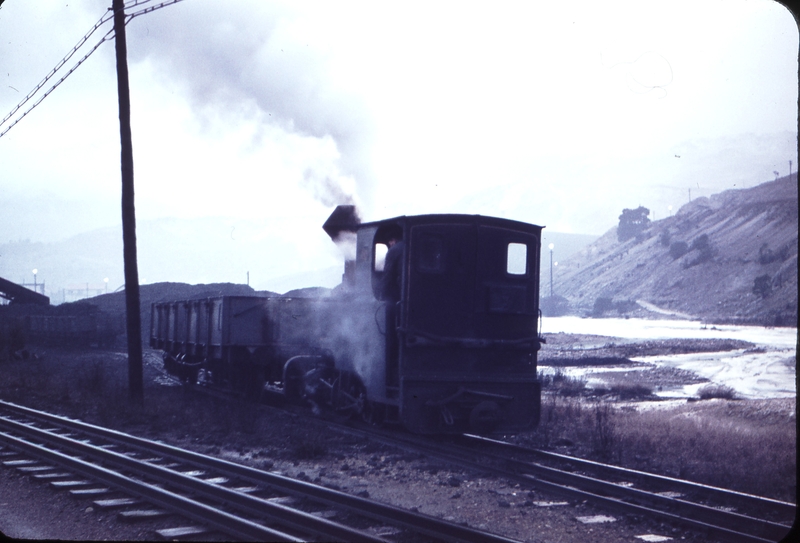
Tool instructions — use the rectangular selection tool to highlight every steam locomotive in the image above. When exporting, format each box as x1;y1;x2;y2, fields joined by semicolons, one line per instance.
150;206;544;434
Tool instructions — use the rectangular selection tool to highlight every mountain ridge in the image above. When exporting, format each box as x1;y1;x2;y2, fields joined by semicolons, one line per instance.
550;175;798;325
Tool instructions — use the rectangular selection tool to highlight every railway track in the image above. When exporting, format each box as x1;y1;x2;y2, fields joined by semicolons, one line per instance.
0;399;520;542
175;372;795;542
339;422;795;543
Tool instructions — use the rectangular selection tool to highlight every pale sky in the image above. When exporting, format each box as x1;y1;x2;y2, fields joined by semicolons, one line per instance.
0;0;797;291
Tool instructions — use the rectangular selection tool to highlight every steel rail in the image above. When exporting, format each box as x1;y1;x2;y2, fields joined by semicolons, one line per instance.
0;428;302;541
0;415;385;542
462;433;797;518
331;422;792;543
0;400;521;543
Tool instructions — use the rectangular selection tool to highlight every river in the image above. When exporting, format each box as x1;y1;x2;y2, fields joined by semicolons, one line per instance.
540;317;797;400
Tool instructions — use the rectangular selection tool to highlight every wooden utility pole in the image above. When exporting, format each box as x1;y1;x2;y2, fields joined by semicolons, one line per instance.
113;0;144;402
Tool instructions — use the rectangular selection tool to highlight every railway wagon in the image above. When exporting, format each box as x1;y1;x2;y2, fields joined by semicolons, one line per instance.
151;207;544;434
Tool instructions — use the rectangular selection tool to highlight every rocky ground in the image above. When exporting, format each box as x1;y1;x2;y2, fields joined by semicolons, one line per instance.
0;338;795;542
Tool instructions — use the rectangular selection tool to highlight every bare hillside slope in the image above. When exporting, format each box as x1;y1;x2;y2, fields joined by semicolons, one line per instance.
553;176;798;325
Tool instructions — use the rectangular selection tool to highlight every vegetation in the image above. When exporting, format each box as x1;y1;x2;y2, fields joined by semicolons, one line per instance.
540;295;570;317
617;206;651;242
683;233;714;268
606;382;654;399
759;242;791;265
697;384;737;400
753;274;772;298
539;368;586;396
530;393;796;501
591;297;638;317
658;229;671;247
669;240;689;259
591;297;614;316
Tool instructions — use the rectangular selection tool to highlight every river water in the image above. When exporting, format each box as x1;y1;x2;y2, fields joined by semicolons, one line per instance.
540;317;797;400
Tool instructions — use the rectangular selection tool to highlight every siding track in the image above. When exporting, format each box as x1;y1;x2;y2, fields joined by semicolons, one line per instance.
0;399;519;542
334;421;795;543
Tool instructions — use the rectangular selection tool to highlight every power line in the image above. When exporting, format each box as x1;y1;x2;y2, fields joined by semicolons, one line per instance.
0;0;186;140
0;29;115;139
127;0;186;20
0;11;114;131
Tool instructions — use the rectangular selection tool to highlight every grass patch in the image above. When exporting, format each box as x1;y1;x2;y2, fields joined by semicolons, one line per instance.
607;382;654;399
528;396;796;501
540;369;587;396
531;395;620;461
613;406;795;500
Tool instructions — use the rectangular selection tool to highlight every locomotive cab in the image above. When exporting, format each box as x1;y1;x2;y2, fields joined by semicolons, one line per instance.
352;213;543;434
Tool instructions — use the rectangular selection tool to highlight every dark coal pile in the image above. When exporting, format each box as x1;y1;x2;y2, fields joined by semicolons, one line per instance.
64;282;279;346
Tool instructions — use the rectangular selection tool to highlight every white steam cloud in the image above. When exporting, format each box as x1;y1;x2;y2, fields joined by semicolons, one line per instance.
124;1;373;210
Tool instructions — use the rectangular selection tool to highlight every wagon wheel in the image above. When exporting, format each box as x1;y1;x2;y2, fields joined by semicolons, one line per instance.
244;366;266;402
332;372;366;419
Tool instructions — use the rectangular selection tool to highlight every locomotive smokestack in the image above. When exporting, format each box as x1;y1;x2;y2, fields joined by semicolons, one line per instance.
322;205;361;241
323;205;361;288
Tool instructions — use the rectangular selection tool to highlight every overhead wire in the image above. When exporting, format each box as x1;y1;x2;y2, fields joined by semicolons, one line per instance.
126;0;186;19
0;0;186;140
0;11;114;131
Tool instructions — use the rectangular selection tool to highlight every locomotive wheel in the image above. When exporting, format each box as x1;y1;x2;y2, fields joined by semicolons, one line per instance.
283;358;306;403
332;372;366;419
469;400;501;434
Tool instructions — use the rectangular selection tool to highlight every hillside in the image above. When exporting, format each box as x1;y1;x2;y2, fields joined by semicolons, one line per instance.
0;215;347;300
551;176;798;326
0;213;597;304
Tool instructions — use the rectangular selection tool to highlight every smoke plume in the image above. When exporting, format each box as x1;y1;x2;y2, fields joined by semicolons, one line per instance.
124;1;373;209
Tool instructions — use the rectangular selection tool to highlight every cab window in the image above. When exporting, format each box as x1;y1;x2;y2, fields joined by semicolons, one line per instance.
374;242;389;271
507;242;527;275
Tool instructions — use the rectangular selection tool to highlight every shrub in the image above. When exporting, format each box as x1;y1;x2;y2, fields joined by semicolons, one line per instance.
540;295;570;317
591;297;637;317
669;241;688;259
690;233;709;252
683;234;713;267
592;297;614;316
592;402;616;461
541;369;587;396
759;243;790;265
697;384;737;400
752;275;772;298
614;299;639;314
608;382;653;399
531;395;587;449
659;230;671;247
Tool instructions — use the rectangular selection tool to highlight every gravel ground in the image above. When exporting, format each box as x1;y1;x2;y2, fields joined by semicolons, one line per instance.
0;341;792;542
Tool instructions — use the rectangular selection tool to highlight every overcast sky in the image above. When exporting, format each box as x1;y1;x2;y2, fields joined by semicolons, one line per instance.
0;1;797;244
